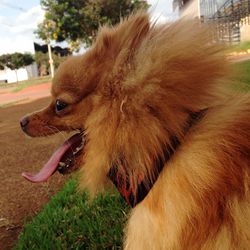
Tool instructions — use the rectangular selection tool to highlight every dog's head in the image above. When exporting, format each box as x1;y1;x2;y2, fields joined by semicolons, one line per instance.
20;12;227;193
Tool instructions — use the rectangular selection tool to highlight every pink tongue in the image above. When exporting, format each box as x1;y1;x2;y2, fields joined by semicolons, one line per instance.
22;133;83;183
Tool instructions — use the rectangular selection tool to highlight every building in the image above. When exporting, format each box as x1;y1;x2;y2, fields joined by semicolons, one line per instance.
173;0;250;43
174;0;200;17
34;43;71;57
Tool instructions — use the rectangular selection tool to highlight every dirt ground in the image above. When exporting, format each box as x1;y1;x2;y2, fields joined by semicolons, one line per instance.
0;96;69;249
0;82;51;106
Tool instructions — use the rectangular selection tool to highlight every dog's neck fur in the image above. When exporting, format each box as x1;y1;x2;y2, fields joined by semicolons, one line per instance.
108;109;208;207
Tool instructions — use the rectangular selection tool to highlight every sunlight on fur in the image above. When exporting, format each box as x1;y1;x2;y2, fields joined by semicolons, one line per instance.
21;12;250;250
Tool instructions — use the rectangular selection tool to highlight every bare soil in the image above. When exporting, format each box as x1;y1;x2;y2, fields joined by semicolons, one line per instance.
0;82;51;106
0;97;69;249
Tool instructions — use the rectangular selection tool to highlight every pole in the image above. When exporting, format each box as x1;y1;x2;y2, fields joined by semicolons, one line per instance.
15;69;18;83
47;42;54;78
197;0;201;18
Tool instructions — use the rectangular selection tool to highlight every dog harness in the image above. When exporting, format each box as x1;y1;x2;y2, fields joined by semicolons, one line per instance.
108;109;208;208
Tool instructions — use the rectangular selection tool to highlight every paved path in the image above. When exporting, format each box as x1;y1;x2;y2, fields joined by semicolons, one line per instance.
228;54;250;63
0;83;51;106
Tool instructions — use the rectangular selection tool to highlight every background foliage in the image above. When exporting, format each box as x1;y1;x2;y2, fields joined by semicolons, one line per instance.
0;53;34;82
35;51;66;76
0;53;34;71
36;0;149;49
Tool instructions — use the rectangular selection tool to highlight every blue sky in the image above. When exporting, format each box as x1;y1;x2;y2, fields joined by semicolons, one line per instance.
0;0;176;55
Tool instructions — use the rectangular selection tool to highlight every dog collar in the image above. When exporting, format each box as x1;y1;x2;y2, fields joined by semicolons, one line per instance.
108;109;208;208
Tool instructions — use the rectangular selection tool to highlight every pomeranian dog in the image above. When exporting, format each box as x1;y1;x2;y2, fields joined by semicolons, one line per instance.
20;12;250;250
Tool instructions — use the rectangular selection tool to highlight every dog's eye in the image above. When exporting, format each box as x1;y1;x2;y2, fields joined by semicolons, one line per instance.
55;100;68;113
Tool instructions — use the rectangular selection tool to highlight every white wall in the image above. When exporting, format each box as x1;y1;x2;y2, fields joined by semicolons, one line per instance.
6;68;28;83
0;63;38;83
26;63;39;78
0;70;8;82
180;0;199;18
240;17;250;42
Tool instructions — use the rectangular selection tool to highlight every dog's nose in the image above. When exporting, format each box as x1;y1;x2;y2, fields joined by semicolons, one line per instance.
20;116;29;131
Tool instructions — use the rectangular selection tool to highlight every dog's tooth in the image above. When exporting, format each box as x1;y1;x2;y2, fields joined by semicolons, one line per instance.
59;162;66;167
73;145;83;155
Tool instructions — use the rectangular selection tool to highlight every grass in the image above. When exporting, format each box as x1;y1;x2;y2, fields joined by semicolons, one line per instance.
15;178;129;250
12;76;51;92
230;41;250;53
231;60;250;92
0;76;51;91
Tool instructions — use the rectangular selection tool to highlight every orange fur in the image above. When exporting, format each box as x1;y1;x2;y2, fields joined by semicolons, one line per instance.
23;12;250;249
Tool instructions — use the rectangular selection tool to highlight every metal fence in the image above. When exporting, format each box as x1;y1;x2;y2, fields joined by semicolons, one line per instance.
201;0;250;43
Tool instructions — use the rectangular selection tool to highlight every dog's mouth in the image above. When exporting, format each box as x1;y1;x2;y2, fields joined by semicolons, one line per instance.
22;132;85;183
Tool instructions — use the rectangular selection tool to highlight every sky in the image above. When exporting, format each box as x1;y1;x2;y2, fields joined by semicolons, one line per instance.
0;0;177;55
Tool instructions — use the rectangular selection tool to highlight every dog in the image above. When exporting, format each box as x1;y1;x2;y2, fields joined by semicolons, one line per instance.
20;12;250;250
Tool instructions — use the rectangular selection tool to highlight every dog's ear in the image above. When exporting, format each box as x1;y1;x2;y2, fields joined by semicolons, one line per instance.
94;12;150;56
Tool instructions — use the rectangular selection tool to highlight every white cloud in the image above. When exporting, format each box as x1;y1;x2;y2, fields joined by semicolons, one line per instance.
151;12;168;24
10;23;37;34
17;5;44;23
0;35;35;54
12;5;44;35
0;5;44;54
148;0;178;23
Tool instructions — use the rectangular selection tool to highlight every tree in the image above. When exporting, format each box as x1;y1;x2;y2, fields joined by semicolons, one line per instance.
35;51;66;76
36;0;149;49
0;54;11;69
0;53;34;83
